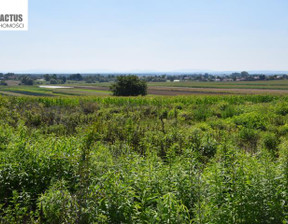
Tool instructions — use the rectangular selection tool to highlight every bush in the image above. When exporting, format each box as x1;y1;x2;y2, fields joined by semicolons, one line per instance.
233;112;267;130
38;180;78;223
239;127;259;150
262;132;279;151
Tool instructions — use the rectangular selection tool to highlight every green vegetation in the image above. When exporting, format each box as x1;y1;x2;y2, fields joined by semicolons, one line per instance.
3;78;288;98
148;79;288;90
20;76;34;85
58;79;288;90
0;94;288;223
0;86;111;97
110;75;147;96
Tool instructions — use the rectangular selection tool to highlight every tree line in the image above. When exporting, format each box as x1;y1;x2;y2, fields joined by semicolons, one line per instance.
0;71;288;86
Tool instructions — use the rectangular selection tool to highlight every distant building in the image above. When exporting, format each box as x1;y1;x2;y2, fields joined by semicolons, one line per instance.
173;80;180;82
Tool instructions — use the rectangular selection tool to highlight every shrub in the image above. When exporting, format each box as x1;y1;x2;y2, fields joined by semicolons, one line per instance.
275;103;288;116
38;180;78;223
239;127;259;150
233;112;267;130
261;132;279;151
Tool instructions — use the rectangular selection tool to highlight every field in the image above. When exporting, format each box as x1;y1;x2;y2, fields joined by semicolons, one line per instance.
0;94;288;223
0;85;111;97
3;79;288;97
148;79;288;89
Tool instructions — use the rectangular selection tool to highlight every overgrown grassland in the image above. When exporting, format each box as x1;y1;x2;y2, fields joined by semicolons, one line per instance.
0;95;288;223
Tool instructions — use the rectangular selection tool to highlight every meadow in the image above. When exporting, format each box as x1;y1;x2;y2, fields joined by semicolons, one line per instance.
0;94;288;223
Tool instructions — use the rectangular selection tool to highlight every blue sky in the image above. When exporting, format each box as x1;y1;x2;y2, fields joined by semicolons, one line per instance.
1;0;288;73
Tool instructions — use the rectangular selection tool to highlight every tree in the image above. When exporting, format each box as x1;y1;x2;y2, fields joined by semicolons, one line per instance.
110;75;147;96
69;74;83;81
21;76;33;85
241;71;249;77
60;76;67;84
50;79;58;84
44;74;51;81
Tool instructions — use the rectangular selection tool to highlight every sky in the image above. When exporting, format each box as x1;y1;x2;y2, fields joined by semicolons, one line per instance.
1;0;288;73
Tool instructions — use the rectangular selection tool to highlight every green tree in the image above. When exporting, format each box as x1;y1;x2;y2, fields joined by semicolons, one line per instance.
43;74;51;81
21;76;33;85
110;75;147;96
241;71;249;77
49;79;58;84
69;74;83;81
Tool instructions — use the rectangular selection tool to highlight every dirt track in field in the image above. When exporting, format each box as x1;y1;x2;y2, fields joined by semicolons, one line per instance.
75;86;288;96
